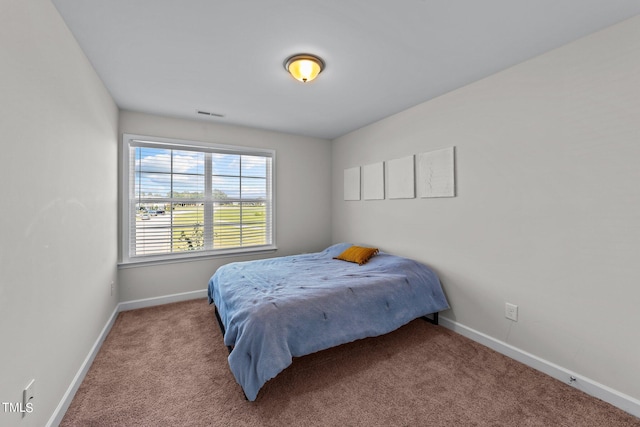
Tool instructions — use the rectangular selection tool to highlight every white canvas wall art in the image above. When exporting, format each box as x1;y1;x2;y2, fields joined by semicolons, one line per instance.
387;155;415;199
363;162;384;200
343;167;361;201
418;147;455;198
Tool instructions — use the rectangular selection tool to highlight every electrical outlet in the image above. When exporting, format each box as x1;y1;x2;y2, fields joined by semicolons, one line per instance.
505;303;518;321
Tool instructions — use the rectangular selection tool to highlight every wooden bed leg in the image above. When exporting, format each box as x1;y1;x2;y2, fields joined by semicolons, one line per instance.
421;312;439;325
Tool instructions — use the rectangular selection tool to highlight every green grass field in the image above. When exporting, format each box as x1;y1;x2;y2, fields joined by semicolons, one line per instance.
170;204;267;251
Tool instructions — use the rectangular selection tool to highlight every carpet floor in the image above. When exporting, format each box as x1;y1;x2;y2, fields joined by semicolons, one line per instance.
61;299;639;426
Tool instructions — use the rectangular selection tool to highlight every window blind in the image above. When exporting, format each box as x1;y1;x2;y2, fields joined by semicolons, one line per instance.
122;134;275;263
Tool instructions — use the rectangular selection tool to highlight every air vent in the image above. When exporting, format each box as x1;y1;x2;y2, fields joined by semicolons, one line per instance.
197;110;224;118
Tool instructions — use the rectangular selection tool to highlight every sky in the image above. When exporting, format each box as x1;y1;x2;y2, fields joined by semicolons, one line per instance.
133;147;268;200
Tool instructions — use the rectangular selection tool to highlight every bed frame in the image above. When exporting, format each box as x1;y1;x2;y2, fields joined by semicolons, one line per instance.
422;312;439;325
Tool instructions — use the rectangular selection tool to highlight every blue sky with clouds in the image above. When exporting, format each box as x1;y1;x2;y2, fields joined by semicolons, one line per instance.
134;148;267;199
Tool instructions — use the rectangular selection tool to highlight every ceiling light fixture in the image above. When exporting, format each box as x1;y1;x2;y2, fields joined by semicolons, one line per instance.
284;54;325;83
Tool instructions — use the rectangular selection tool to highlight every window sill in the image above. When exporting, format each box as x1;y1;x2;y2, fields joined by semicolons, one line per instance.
118;245;278;269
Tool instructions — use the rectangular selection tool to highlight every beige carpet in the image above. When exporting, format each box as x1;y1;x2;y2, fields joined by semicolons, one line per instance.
61;299;639;426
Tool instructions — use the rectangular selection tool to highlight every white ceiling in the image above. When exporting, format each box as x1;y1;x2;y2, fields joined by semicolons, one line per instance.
52;0;640;140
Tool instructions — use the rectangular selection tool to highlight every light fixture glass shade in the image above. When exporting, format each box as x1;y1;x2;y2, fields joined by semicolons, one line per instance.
285;54;324;83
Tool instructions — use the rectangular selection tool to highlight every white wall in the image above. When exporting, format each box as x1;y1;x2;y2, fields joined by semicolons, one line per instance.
118;111;332;302
0;1;119;426
332;16;640;402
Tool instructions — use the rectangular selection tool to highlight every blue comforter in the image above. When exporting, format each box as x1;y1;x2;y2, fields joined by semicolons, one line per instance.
207;243;449;401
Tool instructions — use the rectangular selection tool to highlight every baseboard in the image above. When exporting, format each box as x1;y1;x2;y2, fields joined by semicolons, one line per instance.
46;304;120;427
47;289;208;426
118;289;208;312
439;316;640;418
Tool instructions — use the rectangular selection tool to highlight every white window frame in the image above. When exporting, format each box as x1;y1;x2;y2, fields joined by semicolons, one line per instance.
120;133;276;266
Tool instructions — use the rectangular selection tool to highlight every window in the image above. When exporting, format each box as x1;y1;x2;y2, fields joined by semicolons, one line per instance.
121;134;275;264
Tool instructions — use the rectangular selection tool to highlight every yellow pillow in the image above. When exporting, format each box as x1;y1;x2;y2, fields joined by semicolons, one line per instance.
334;246;379;265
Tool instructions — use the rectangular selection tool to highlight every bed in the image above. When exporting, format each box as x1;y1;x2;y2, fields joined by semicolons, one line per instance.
207;243;449;401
